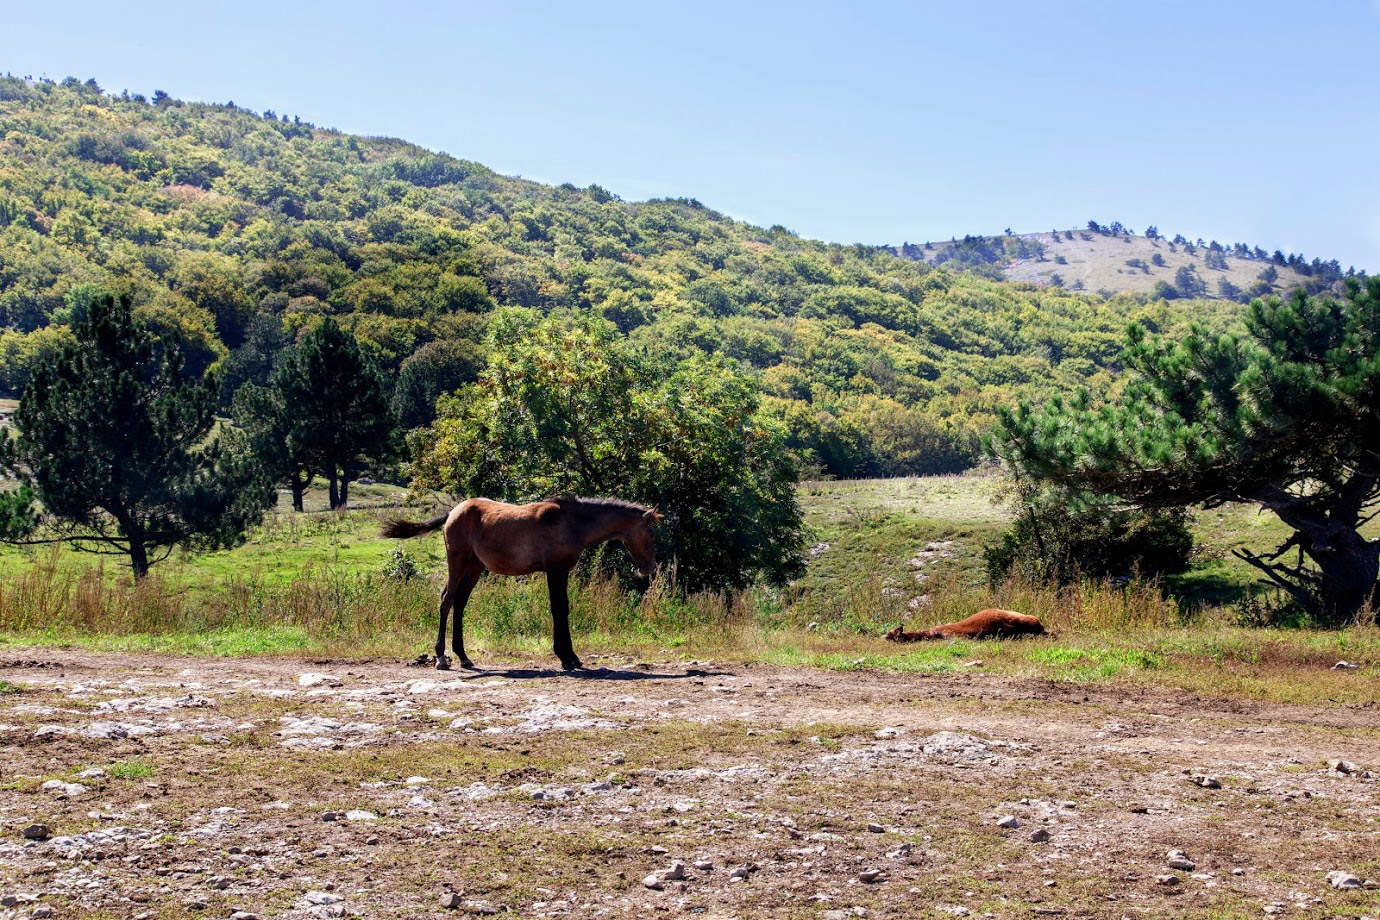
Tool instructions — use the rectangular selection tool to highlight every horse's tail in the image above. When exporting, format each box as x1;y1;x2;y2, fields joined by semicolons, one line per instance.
380;514;448;539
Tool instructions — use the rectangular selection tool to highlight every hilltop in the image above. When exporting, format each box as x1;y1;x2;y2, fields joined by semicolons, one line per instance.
0;76;1255;478
903;223;1360;300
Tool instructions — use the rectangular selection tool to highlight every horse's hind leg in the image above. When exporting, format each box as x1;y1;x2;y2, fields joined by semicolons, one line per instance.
450;564;482;669
547;568;582;671
435;570;459;671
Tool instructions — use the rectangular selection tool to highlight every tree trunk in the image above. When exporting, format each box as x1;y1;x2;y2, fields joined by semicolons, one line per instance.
338;474;349;510
127;529;150;581
328;471;340;511
1314;533;1380;623
290;473;307;513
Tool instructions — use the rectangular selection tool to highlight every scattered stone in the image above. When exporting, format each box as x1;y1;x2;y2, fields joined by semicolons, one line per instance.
21;823;51;840
649;845;669;855
1327;759;1360;775
729;866;751;881
40;780;87;797
320;811;341;822
366;835;380;845
304;891;344;905
1327;870;1363;889
642;874;664;890
1190;775;1222;789
1332;661;1359;670
1167;850;1196;871
1029;828;1051;843
922;731;992;760
859;868;885;883
298;672;341;688
806;621;820;631
693;859;713;871
867;823;885;833
345;810;378;821
73;767;106;780
32;908;53;919
441;892;464;909
887;843;913;859
1155;874;1181;886
662;862;686;881
874;727;900;739
963;660;984;668
996;815;1020;829
229;912;260;920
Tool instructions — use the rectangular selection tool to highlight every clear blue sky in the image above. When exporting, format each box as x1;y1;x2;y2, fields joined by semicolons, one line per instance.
5;1;1378;270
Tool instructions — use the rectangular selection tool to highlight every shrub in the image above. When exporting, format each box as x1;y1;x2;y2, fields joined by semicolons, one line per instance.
984;487;1194;586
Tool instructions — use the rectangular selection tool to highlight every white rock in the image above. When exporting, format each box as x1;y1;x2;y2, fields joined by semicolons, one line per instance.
345;809;378;821
1327;870;1363;889
304;891;344;905
642;874;663;890
41;780;87;797
297;673;341;688
1167;849;1196;871
996;815;1020;829
1332;660;1359;670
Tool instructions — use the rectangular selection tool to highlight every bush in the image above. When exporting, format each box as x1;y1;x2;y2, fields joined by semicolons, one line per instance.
984;487;1194;586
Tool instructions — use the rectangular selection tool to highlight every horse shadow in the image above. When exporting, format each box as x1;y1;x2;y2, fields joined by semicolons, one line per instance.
419;662;729;682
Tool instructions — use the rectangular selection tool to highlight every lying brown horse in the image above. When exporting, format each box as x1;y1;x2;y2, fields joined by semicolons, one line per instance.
884;608;1046;642
382;497;662;671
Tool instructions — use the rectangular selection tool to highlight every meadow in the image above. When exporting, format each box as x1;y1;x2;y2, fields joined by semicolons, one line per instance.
1;471;1376;707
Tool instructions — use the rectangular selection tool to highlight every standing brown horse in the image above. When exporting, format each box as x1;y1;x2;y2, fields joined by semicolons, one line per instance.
382;497;662;671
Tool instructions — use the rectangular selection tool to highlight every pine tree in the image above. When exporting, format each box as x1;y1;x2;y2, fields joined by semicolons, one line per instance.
992;279;1380;621
270;318;399;509
0;296;273;577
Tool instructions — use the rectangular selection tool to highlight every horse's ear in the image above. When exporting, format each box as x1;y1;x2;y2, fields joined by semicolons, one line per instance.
644;508;664;523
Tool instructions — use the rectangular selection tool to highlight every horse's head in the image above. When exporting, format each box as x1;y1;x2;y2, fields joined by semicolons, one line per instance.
620;508;664;578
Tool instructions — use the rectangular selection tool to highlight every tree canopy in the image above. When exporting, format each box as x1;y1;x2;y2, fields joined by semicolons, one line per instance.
992;279;1380;620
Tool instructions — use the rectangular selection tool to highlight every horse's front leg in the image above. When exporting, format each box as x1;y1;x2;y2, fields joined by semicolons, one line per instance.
547;568;582;671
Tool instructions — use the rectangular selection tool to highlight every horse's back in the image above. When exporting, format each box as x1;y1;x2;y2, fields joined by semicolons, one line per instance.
445;498;560;575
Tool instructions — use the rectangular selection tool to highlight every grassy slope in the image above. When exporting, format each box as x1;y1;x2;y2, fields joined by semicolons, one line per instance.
924;231;1314;298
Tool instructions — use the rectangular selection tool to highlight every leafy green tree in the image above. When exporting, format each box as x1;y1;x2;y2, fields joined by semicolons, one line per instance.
271;318;400;509
992;280;1380;621
391;339;484;430
409;310;805;591
0;296;273;577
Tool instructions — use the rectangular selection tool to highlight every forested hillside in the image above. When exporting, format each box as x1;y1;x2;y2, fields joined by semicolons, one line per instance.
0;76;1247;476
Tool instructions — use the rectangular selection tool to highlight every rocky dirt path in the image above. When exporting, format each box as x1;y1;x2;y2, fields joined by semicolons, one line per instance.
0;650;1377;919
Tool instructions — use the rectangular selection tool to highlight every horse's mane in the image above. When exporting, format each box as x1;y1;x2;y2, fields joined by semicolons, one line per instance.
546;495;651;515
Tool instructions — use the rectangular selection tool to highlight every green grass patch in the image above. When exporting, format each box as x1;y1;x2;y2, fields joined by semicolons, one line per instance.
105;759;154;780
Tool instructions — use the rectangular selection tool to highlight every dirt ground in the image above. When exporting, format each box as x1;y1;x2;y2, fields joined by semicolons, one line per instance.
0;650;1377;919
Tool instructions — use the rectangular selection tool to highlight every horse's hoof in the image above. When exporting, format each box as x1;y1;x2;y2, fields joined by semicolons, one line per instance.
435;657;452;671
459;658;476;670
560;657;583;671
